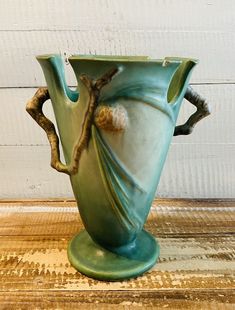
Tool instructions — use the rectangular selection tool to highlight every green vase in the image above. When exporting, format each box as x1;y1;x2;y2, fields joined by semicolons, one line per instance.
26;55;210;281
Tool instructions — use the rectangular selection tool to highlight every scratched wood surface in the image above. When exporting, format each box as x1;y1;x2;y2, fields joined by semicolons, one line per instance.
0;199;234;309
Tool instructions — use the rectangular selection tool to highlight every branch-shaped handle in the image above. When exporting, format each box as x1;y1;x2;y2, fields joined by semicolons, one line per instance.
26;67;119;175
26;87;70;174
174;86;211;136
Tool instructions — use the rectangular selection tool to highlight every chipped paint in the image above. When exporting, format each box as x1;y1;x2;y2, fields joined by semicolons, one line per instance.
0;200;234;307
21;249;77;275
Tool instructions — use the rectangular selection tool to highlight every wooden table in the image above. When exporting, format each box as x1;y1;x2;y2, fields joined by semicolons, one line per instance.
0;199;234;309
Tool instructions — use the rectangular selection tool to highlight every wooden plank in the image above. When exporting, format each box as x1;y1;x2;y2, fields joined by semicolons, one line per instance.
0;145;72;199
0;200;234;308
0;199;234;236
0;197;233;208
158;143;235;199
0;143;234;199
0;88;56;146
0;0;234;32
0;84;233;146
0;291;233;309
0;30;234;87
0;198;76;206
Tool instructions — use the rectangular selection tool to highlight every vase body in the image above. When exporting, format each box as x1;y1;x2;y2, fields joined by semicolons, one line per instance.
37;55;197;280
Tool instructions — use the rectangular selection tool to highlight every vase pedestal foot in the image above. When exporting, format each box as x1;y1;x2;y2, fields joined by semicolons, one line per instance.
67;229;160;281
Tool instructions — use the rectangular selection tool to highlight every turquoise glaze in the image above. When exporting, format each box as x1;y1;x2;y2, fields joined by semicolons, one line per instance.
36;55;197;280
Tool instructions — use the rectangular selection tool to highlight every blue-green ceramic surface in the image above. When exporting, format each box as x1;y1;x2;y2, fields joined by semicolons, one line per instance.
37;55;197;280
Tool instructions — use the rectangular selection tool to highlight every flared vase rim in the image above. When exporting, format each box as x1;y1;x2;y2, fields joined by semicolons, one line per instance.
36;54;198;64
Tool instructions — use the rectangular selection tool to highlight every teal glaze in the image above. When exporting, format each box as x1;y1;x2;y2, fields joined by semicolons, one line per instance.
68;229;159;281
37;55;197;280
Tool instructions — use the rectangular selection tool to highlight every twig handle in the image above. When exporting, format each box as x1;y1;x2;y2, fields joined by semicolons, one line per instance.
26;87;70;174
26;67;119;175
174;86;211;136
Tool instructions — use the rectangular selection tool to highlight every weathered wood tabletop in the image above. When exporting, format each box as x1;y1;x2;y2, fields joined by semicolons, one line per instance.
0;199;234;309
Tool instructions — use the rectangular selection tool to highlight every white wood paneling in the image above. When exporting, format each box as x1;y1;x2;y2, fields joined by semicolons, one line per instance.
0;0;234;32
0;0;233;198
0;146;71;199
0;84;234;146
0;0;234;86
160;143;235;199
0;30;234;87
0;144;233;199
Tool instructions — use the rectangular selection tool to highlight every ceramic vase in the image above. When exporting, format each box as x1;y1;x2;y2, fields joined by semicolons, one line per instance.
26;55;210;281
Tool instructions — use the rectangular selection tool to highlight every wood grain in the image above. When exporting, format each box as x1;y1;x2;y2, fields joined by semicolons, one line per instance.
0;199;234;308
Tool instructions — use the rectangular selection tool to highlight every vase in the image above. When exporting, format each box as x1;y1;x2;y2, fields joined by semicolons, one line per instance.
26;55;210;281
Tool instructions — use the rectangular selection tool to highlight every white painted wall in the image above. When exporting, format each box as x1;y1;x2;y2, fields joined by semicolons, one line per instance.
0;0;234;198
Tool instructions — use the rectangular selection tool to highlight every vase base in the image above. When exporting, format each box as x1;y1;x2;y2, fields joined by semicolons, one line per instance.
67;229;160;281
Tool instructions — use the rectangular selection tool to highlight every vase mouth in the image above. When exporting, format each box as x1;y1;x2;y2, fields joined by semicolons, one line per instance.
36;54;198;64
